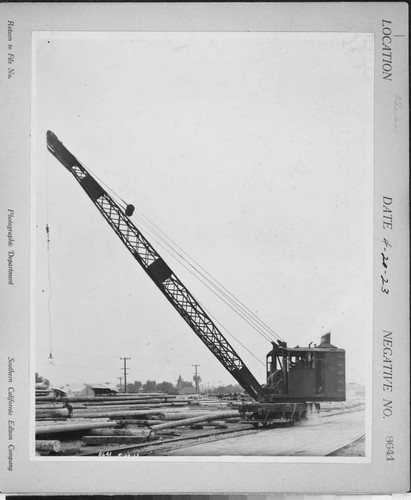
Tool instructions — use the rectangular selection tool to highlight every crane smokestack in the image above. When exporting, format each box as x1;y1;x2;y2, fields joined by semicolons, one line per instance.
320;332;335;347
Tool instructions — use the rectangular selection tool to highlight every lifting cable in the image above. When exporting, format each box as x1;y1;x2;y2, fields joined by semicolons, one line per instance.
85;161;284;345
131;209;285;344
201;304;266;367
81;162;285;347
126;200;285;344
45;152;54;362
127;205;285;344
131;212;277;344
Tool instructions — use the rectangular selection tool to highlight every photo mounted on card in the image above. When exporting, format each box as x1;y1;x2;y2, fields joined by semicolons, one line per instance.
0;2;409;495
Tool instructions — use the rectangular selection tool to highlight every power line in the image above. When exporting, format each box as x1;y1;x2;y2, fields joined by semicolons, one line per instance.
131;212;278;344
117;376;123;393
73;159;284;349
120;357;131;393
201;304;266;367
192;364;200;394
36;348;129;360
131;209;283;343
81;159;283;343
36;361;123;371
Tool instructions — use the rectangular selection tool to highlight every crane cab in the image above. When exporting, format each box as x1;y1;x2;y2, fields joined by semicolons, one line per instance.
265;332;345;402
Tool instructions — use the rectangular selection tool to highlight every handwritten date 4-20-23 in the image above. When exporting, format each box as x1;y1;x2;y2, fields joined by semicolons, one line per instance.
380;238;391;294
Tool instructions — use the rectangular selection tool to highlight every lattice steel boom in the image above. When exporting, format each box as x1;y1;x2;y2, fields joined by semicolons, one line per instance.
46;131;266;402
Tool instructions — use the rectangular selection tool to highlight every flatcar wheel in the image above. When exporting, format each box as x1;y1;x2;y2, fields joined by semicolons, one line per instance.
251;412;260;428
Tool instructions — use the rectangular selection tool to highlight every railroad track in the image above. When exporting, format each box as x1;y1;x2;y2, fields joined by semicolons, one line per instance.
138;426;265;456
79;425;261;456
326;434;365;456
320;407;365;418
78;407;365;457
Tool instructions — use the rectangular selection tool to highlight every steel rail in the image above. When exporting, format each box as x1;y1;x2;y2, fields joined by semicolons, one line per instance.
78;425;259;456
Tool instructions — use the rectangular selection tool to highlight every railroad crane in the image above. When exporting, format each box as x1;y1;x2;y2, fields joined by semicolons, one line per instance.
46;131;345;425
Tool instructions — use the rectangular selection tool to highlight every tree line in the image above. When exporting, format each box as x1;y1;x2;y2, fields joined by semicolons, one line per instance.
124;375;196;394
123;375;243;395
35;371;243;396
35;372;50;387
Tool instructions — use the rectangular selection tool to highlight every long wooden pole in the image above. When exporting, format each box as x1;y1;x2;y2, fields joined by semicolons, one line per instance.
161;412;210;421
35;440;62;452
112;419;164;425
36;409;167;420
36;395;192;403
89;428;152;437
151;411;239;431
36;421;117;435
83;435;151;446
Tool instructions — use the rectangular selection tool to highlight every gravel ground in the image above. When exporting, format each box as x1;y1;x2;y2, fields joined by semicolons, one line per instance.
328;435;365;456
164;410;365;456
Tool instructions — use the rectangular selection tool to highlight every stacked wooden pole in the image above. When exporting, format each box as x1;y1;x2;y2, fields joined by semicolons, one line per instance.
36;440;62;452
36;420;117;435
151;411;239;431
35;392;238;454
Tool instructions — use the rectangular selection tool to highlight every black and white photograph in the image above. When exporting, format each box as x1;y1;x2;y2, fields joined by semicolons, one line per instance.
32;30;372;459
1;2;409;495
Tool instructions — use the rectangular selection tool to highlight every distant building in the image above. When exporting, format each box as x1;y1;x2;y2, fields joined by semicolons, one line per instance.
89;384;119;397
55;382;118;398
346;382;365;400
53;388;67;398
178;386;196;395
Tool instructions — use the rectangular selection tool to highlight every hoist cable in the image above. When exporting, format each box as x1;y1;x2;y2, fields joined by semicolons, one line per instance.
128;206;284;342
76;159;283;344
130;209;284;342
84;159;282;343
129;216;265;366
45;152;54;361
200;305;266;367
132;212;275;344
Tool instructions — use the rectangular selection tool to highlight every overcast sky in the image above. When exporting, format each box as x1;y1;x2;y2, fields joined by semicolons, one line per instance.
33;32;373;390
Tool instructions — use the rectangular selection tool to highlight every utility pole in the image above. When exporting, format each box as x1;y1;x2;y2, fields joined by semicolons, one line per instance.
120;357;131;393
192;364;200;394
117;376;123;393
